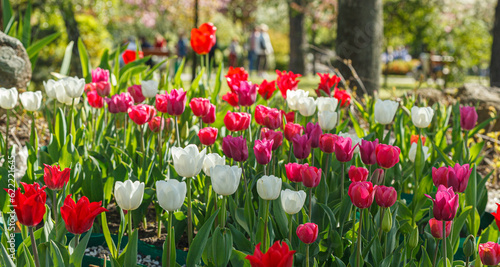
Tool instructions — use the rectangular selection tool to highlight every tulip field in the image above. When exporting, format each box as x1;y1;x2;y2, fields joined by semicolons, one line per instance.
0;22;500;267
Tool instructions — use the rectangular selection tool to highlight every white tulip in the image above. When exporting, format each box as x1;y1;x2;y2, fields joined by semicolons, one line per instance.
411;106;434;128
408;143;431;163
318;110;338;131
374;99;399;125
316;97;338;112
172;144;206;178
202;153;226;177
19;91;42;111
156;179;187;211
280;189;306;215
257;175;282;200
210;165;241;196
0;87;18;109
141;80;159;98
297;97;317;117
286;89;309;110
55;81;80;106
62;77;85;98
43;79;58;99
114;180;145;211
338;132;362;153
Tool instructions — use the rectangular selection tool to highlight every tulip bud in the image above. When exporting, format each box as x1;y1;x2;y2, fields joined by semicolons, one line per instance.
375;144;401;169
375;186;397;208
201;104;216;124
190;97;211;117
296;223;319;244
297;96;317;117
171;144;206;178
334;89;351;107
292;134;312;160
92;67;109;83
348;181;376;209
460;106;478;131
257;175;282;200
348;166;369;182
300;165;322;188
371;168;385;185
198;127;218;146
258;79;276;100
253;139;274;165
408;143;430;163
382;209;392;233
19;91;42;111
306;122;322;148
409;226;419;249
156;180;187;211
211;165;241;196
95;81;110;97
316;97;338;112
374;99;399;125
280;189;306;215
319;133;338;154
128;84;145;103
463;235;475;258
114;180;145;211
318;110;338;131
411;106;434;128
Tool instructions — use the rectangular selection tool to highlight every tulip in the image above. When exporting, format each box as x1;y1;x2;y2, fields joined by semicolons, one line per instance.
292;134;312;160
222;135;248;162
296;223;319;244
316;73;341;97
254;139;274;166
460;106;478;131
224;111;251;132
411;106;434;128
334;136;357;162
43;80;58;99
277;70;302;98
371;168;385;185
348;181;376;209
128;104;156;125
56;84;81;106
375;144;401;169
19;91;42;112
202;153;226;177
87;90;105;108
222;92;239;107
107;92;134;113
91;67;109;83
148;116;164;132
95;81;111;97
60;195;108;234
141;80;158;98
306;122;322;148
286;89;308;110
333;89;351;107
285;163;304;183
128;85;145;104
198;127;218;146
225;66;249;92
257;175;282;200
359;139;378;165
122;49;144;64
432;166;449;189
0;87;18;109
260;128;283;150
316;97;339;112
246;241;295;267
297;96;317;117
493;203;500;235
165;89;187;116
261;107;282;130
233;80;258;106
62;77;85;98
375;186;397;208
429;218;452;239
172;144;206;178
280;189;306;215
190;98;211;117
210;165;242;196
5;182;47;227
284;123;304;141
408;142;430;163
156;179;187;211
301;165;322;188
425;185;459;221
114;180;145;211
43;164;71;191
318;110;338;131
348;166;369;182
201;103;216;124
432;163;472;193
191;22;217;55
374;99;399;125
319;133;338;153
258;79;277;100
338;132;362;153
283;110;295;123
410;134;426;145
479;242;500;266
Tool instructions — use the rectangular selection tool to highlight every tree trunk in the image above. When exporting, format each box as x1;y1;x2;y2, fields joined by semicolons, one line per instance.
58;0;82;76
288;0;306;75
191;0;199;82
335;0;383;95
491;0;500;87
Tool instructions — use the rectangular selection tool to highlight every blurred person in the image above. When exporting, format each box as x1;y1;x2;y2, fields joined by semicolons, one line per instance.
176;33;188;73
229;37;239;67
255;24;273;78
248;26;259;74
155;34;167;51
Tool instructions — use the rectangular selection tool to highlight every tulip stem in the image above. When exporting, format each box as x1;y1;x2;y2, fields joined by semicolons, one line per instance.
221;195;226;229
306;244;310;267
4;109;9;161
324;153;330;185
29;227;41;267
288;214;293;245
442;220;447;267
309;188;313;221
159;114;164;171
128;210;133;237
167;211;173;267
263;164;267;176
433;240;439;267
68;98;75;135
263;200;270;253
187;177;193;247
341;162;345;200
356;209;363;267
464;130;469;163
53;190;58;224
52;100;57;133
123;114;128;151
175;117;181;147
378;207;385;240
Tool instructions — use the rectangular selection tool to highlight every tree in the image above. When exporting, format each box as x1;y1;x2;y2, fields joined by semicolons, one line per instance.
335;0;383;95
491;0;500;87
288;0;307;75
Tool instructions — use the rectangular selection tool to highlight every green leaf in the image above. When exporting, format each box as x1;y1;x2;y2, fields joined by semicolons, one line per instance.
186;210;219;267
212;62;223;101
69;228;92;267
0;242;15;267
101;213;117;258
123;229;138;267
211;227;233;267
60;41;74;76
173;58;185;88
349;110;365;137
26;32;60;59
77;38;91;82
229;249;251;267
430;140;454;166
50;240;66;267
189;67;205;92
144;57;172;80
2;0;13;31
21;0;32;47
59;135;79;169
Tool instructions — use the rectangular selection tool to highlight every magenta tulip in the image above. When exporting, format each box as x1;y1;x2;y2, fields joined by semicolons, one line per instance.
348;181;376;209
334;136;357;162
425;185;459;221
253;139;274;165
305;122;322;148
460;106;478;131
375;186;397;208
222;135;248;162
292;134;312;160
359;139;378;165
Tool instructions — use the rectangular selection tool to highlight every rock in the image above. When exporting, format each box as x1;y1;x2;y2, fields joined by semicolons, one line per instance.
0;31;32;89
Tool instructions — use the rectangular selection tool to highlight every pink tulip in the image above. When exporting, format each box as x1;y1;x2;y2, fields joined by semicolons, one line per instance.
260;128;283;150
106;92;134;113
189;98;211;117
375;144;400;169
359;139;378;165
375;186;397;208
429;218;452;239
284;123;304;141
128;104;156;125
319;133;338;154
91;68;109;83
296;223;318;244
432;164;471;193
165;89;187;116
425;185;459;221
201;104;216;124
253;139;274;165
233;80;257;106
334;136;357;162
479;242;500;266
305;122;322;149
285;163;303;183
301;165;321;188
128;85;145;104
348;181;376;209
460;106;478;131
224;112;251;132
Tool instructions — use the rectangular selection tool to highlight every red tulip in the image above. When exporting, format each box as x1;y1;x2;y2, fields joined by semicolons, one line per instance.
260;128;283;150
5;183;47;227
84;83;95;94
224;111;251;132
43;164;71;190
429;218;452;239
296;223;319;244
432;166;452;189
425;185;459;221
222;135;248;162
91;68;109;83
285;163;304;183
283;111;295;123
359;139;378;165
375;144;401;169
246;241;295;267
127;85;145;104
95;81;111;97
222;92;239;107
164;89;187;116
301;165;321;188
492;203;500;230
106;92;134;113
460;106;478;131
410;135;426;145
255;105;269;126
255;105;282;130
284;123;304;141
258;79;277;100
189;98;211;117
60;195;108;234
316;73;340;97
276;70;301;99
198;127;218;146
292;134;312;160
253;139;273;165
201;104;216;124
190;22;217;55
225;67;249;92
333;89;351;107
432;163;472;193
319;133;338;154
87;90;104;109
375;186;397;208
128;104;156;125
148;116;164;133
348;166;369;182
334;136;357;162
348;181;376;209
122;49;144;64
305;122;322;148
479;242;500;266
